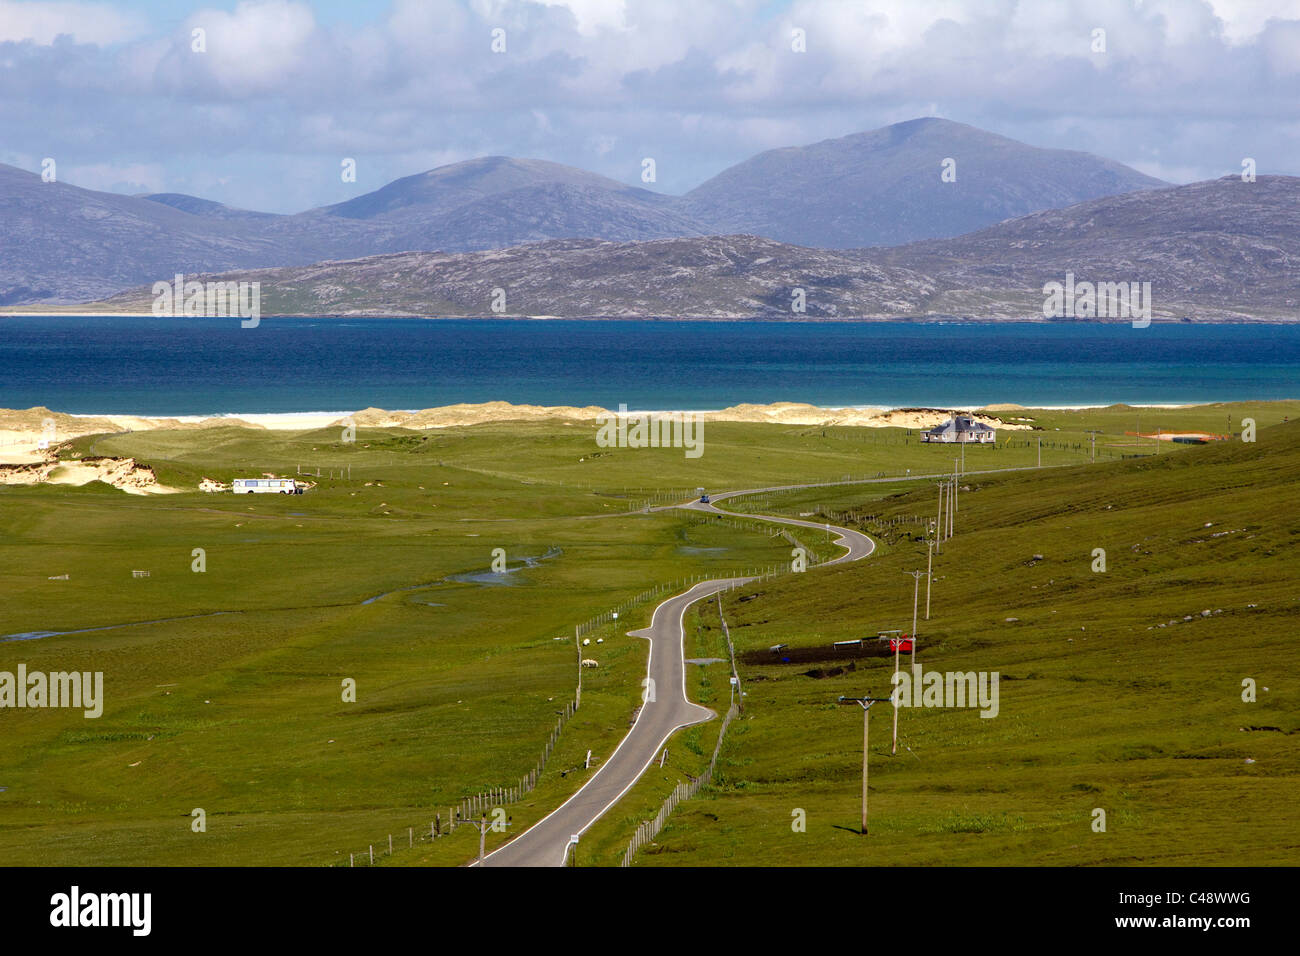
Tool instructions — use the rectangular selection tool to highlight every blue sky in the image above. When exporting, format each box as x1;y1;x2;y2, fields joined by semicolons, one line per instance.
2;0;1299;213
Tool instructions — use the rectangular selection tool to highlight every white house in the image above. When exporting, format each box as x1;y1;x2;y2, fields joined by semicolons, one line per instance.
922;416;996;444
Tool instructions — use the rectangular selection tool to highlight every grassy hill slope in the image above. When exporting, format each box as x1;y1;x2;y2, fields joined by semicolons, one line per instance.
627;422;1300;865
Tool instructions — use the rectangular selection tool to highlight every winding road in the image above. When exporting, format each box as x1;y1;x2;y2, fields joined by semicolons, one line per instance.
479;488;877;867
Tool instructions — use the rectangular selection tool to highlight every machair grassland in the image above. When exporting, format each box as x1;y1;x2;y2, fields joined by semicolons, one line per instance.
0;404;1296;866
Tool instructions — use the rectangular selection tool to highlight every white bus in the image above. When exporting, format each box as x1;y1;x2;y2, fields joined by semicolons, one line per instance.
232;478;300;494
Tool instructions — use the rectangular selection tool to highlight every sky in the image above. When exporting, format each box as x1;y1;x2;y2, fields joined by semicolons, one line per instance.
2;0;1299;213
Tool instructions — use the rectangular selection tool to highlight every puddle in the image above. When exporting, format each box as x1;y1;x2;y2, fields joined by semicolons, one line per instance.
448;569;521;586
446;548;561;587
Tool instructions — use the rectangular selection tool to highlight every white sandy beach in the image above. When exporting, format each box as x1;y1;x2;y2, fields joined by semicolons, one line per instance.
1;400;1042;453
0;399;1207;494
0;400;1042;469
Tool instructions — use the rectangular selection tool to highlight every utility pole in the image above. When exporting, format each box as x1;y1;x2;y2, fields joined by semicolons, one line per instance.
935;481;944;553
904;569;924;670
925;535;934;621
953;459;959;515
459;811;512;865
891;633;901;755
947;480;954;539
838;695;892;835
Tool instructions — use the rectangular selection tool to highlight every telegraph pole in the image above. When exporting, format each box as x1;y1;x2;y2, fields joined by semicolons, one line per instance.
925;535;934;621
947;480;954;539
935;481;944;552
459;811;513;865
838;695;892;834
904;569;924;669
891;632;901;755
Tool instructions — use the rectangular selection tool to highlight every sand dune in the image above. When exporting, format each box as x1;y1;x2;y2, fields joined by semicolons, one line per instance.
0;401;1034;479
0;456;176;494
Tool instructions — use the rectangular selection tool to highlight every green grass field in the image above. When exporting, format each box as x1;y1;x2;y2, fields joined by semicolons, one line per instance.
632;418;1300;866
1;403;1297;866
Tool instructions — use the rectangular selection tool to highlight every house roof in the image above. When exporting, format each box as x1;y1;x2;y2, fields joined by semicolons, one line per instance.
925;417;995;434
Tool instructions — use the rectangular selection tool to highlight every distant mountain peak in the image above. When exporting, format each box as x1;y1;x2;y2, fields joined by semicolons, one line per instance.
683;118;1166;249
320;154;642;221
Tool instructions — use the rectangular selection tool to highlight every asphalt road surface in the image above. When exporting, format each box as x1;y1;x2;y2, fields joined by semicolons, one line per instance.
479;490;875;867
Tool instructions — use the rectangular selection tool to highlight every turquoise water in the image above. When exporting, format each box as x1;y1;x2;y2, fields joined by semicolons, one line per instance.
1;317;1297;413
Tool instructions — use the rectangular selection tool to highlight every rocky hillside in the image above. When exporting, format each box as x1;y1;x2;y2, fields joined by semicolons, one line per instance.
90;176;1300;321
864;175;1300;319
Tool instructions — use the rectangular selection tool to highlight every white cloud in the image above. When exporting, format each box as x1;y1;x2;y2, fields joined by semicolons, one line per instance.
1208;0;1300;42
3;0;1300;211
183;0;318;94
0;0;143;45
526;0;627;35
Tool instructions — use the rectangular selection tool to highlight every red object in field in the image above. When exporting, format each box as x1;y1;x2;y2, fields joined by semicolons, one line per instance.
889;636;914;652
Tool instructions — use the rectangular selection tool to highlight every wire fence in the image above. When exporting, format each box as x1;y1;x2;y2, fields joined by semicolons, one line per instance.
620;598;742;867
335;476;903;868
337;695;577;868
618;702;739;868
335;551;770;867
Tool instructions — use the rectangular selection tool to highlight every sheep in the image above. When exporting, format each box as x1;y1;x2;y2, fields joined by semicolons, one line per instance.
581;659;600;669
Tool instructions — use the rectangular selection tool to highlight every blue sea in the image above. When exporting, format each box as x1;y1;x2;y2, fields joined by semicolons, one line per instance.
1;316;1298;415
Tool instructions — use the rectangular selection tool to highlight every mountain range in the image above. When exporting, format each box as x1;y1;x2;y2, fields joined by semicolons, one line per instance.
1;118;1170;306
90;176;1300;321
